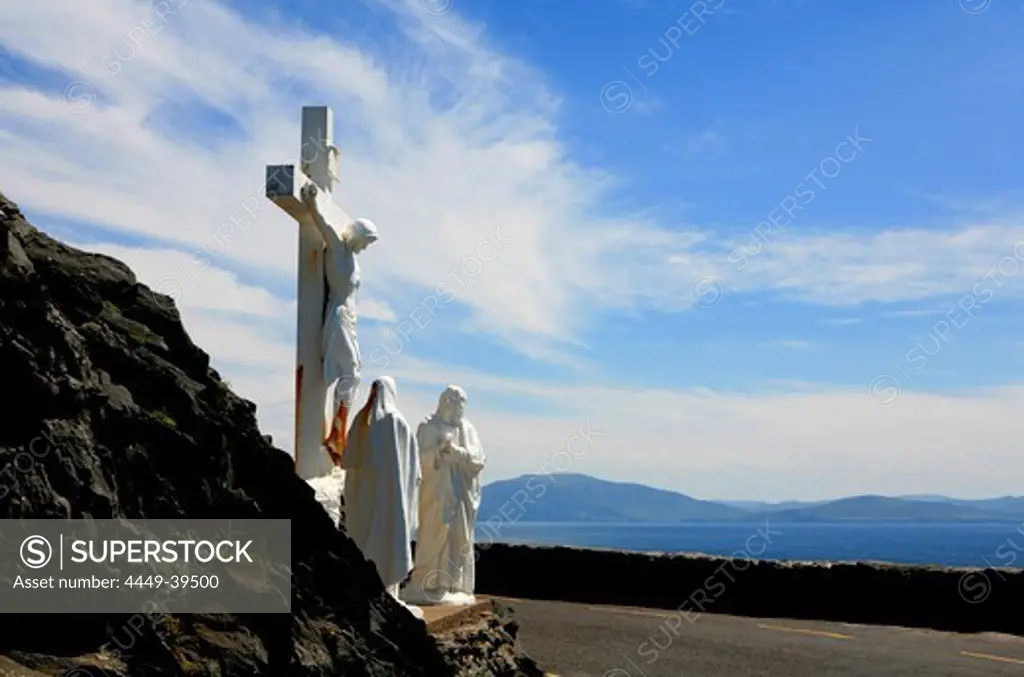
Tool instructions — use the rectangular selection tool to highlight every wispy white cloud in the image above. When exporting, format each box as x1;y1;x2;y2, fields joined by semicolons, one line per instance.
373;355;1024;500
759;339;814;350
73;242;294;319
359;298;397;322
3;1;1024;349
676;120;730;158
694;222;1024;308
882;308;946;319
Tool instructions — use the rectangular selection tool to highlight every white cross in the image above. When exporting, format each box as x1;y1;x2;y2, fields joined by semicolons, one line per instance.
265;106;351;480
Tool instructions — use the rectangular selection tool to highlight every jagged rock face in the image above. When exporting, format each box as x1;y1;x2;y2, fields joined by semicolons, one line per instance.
434;603;544;677
0;191;452;675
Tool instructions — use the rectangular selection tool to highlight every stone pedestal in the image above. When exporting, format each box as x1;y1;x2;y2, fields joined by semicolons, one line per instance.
401;584;476;607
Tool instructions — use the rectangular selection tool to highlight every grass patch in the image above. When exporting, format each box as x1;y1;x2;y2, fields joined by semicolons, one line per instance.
152;409;177;428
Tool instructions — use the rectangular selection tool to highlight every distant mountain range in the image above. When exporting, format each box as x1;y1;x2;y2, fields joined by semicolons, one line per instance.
479;474;1024;523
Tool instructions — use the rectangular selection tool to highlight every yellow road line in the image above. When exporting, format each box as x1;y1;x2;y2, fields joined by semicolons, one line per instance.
499;596;678;619
961;651;1024;666
756;623;854;640
585;605;676;619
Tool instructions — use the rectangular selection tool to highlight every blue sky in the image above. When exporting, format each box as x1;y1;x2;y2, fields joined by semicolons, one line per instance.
1;0;1022;500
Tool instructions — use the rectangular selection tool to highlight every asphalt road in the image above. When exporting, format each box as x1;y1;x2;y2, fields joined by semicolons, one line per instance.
500;598;1024;677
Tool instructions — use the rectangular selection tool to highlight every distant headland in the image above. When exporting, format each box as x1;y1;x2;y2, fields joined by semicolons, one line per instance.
480;473;1024;523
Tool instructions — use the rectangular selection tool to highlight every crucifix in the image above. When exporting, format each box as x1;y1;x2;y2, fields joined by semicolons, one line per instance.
265;106;379;480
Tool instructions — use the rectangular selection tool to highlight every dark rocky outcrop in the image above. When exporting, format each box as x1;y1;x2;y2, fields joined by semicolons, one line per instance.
0;191;536;675
434;602;543;677
476;542;1023;637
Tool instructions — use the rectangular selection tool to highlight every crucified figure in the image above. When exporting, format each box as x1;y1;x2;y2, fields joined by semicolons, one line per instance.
300;182;378;467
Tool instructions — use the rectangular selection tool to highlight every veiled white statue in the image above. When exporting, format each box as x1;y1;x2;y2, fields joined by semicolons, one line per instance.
300;183;378;466
342;376;423;617
403;385;486;606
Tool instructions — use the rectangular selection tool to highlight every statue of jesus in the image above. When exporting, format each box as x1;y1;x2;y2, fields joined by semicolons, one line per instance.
300;182;378;467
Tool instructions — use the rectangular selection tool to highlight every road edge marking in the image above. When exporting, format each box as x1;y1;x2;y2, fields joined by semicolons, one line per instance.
961;651;1024;666
585;605;677;619
756;623;854;640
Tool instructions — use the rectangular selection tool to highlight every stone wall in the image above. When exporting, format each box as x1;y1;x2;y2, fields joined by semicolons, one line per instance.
475;543;1022;636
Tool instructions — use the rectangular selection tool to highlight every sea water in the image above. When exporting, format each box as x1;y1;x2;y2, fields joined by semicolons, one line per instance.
475;521;1024;567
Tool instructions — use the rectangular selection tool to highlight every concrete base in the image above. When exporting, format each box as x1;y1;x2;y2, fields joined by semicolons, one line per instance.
401;585;477;607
